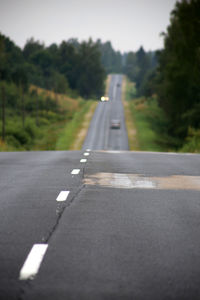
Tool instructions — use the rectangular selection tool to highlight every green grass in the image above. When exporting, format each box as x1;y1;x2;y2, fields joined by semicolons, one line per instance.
124;76;172;152
129;97;169;152
125;78;200;154
0;81;96;151
55;100;94;150
0;100;95;151
126;79;137;101
179;127;200;153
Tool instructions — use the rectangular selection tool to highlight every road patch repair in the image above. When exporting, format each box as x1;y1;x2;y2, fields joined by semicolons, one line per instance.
84;172;200;191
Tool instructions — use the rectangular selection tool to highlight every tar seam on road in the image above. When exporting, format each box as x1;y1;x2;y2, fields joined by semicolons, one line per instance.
18;184;86;299
45;184;85;244
18;153;88;299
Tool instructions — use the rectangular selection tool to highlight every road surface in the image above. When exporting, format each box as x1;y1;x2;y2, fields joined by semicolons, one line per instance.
1;75;200;299
82;74;129;150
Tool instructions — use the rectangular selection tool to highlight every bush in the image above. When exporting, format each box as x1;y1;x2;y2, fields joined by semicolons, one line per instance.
25;119;38;138
6;135;21;148
180;128;200;153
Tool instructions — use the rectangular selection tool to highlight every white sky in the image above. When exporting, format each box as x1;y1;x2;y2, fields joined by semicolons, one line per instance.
0;0;177;52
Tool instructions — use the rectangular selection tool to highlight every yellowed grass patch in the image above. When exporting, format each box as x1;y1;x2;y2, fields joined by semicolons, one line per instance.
30;85;80;112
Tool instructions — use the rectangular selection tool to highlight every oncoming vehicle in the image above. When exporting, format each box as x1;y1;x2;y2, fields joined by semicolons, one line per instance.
110;119;121;129
101;96;109;102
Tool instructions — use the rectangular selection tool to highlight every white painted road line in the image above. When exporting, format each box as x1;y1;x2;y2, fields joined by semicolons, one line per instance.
71;169;80;175
86;149;91;152
56;191;70;202
84;152;90;156
19;244;48;280
80;159;87;163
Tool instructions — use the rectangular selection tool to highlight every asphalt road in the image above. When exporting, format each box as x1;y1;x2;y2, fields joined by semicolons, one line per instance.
1;75;200;300
82;74;129;150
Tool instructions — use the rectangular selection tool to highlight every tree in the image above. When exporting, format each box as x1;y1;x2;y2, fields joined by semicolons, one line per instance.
157;0;200;138
23;38;44;60
124;51;138;82
12;66;28;128
76;39;106;98
97;40;123;74
0;35;7;140
135;47;151;92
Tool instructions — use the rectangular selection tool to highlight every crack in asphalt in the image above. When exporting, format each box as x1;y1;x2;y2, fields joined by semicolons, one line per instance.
45;183;85;244
17;156;88;300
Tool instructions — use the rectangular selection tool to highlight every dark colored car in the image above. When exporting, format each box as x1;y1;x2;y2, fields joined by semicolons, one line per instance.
110;119;121;129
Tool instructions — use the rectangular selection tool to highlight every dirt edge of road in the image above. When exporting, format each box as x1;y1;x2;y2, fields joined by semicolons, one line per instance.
70;102;98;150
122;76;139;150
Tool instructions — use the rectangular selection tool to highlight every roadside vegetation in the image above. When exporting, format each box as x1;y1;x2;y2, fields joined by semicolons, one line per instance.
55;100;97;150
0;33;128;151
0;34;106;151
122;77;138;150
124;0;200;153
0;83;95;151
1;0;200;153
124;77;169;152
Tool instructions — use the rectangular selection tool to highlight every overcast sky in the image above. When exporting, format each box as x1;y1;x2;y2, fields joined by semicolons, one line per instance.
0;0;177;52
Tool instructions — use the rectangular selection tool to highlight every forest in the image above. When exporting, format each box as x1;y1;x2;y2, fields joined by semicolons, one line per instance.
0;0;200;152
125;0;200;152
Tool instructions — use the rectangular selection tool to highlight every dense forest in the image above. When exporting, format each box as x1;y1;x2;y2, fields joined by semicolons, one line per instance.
0;36;106;98
157;0;200;150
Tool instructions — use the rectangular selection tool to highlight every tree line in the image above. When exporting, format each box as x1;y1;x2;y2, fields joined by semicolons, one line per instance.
157;0;200;147
1;0;200;151
124;0;200;151
0;35;106;99
0;32;156;100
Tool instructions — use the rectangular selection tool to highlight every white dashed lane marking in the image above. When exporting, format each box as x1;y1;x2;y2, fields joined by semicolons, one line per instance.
84;152;90;156
71;169;80;175
19;244;48;280
80;159;87;163
56;191;70;202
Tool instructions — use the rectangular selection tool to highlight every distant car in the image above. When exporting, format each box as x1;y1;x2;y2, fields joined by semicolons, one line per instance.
101;96;109;102
110;119;121;129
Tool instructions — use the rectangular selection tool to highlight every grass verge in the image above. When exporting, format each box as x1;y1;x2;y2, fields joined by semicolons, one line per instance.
55;100;96;150
125;77;169;152
69;101;97;150
122;76;139;150
55;74;111;150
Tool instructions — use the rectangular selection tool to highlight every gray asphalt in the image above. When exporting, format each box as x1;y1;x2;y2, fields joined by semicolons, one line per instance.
1;74;200;300
82;74;129;150
0;151;84;299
